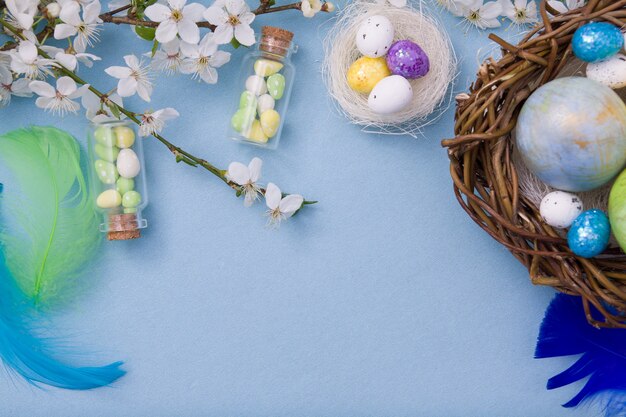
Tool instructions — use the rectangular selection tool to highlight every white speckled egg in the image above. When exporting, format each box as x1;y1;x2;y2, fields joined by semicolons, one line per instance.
367;75;413;114
245;75;267;96
356;15;395;58
117;148;141;178
257;94;275;115
539;191;584;229
587;53;626;89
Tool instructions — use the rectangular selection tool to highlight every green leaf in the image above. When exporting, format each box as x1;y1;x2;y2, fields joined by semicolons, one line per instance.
108;103;121;119
268;0;276;5
135;25;155;41
230;38;241;49
151;39;159;57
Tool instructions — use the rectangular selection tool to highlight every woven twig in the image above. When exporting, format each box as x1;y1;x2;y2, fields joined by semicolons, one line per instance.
441;0;626;328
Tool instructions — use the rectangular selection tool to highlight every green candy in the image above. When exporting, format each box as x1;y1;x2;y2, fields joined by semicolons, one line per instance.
95;143;119;162
239;91;257;110
609;169;626;251
124;208;138;214
116;177;135;195
94;159;118;184
94;126;115;147
231;107;256;132
267;74;285;100
122;190;141;208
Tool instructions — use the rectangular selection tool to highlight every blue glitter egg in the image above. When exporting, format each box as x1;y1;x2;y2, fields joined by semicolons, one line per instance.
567;209;610;258
572;22;624;63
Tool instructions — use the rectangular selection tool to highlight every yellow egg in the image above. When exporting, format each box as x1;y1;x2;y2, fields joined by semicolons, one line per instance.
346;56;391;94
244;120;268;143
113;126;135;148
254;59;284;77
260;109;280;138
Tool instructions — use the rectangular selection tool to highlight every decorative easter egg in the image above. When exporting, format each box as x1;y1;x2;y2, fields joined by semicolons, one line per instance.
116;148;141;178
367;75;413;115
260;109;280;138
608;169;626;252
239;90;257;109
94;126;115;147
231;107;256;132
572;22;624;63
94;159;118;184
113;126;135;148
245;75;267;96
122;190;142;208
346;56;391;94
254;59;283;77
567;209;610;258
385;40;430;79
539;191;583;229
257;94;275;115
267;74;285;99
244;120;268;143
95;143;119;162
96;189;122;209
116;177;134;195
586;53;626;89
356;15;394;58
516;77;626;192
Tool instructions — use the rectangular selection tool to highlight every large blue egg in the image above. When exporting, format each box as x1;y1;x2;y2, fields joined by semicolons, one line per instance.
567;209;610;258
572;22;624;63
516;77;626;192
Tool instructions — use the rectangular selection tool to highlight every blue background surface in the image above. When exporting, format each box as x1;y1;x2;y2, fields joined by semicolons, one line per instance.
0;1;592;416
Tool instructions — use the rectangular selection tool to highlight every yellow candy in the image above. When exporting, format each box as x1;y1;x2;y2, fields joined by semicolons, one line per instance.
113;126;135;148
346;56;391;94
244;120;268;143
260;109;280;138
254;59;284;77
96;189;122;209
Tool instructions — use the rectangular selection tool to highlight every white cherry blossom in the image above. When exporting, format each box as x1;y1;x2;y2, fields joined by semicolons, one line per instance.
150;38;184;74
81;89;125;123
501;0;537;25
226;157;263;207
9;40;54;80
105;54;153;102
301;0;323;17
42;46;101;71
547;0;585;13
457;0;502;29
264;183;304;227
29;76;89;115
144;0;206;44
203;0;255;46
180;34;231;84
138;108;180;136
5;0;39;30
0;67;32;108
54;1;103;53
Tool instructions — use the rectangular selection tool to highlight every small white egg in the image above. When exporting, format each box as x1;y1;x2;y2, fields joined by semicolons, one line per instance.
257;94;275;116
117;148;141;179
586;53;626;89
245;75;267;96
540;191;583;229
356;15;395;58
367;75;413;115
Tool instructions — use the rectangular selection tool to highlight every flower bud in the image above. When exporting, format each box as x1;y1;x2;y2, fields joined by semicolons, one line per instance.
46;2;61;18
325;2;336;12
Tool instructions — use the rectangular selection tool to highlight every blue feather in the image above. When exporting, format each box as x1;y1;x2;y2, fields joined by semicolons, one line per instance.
0;254;125;390
535;293;626;414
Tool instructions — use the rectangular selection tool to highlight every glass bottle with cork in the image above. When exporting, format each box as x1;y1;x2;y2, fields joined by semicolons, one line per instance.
228;26;296;149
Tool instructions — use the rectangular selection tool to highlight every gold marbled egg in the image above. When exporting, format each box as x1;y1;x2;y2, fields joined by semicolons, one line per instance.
346;56;391;94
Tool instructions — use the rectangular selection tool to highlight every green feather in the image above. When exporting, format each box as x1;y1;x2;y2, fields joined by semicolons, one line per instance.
0;126;101;305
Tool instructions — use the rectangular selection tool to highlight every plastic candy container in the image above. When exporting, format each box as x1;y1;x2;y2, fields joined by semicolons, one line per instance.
229;26;296;149
88;121;148;240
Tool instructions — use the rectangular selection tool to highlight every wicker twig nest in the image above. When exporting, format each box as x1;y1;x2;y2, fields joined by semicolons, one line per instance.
441;0;626;328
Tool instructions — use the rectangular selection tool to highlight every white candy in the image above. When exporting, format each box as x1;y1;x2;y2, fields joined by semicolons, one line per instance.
257;94;275;116
356;15;394;58
539;191;583;229
586;53;626;89
245;75;267;96
117;148;141;178
368;75;413;115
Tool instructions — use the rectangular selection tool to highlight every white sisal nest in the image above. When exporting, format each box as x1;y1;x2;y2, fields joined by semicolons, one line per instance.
322;0;457;137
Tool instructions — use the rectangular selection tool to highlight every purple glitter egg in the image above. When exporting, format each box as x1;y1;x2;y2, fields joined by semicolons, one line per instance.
385;40;429;79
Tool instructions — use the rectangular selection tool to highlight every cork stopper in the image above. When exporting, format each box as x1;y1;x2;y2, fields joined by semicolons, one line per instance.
107;213;141;240
260;26;294;56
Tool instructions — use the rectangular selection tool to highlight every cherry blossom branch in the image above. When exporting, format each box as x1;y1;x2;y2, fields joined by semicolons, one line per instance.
99;1;333;28
0;17;317;208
